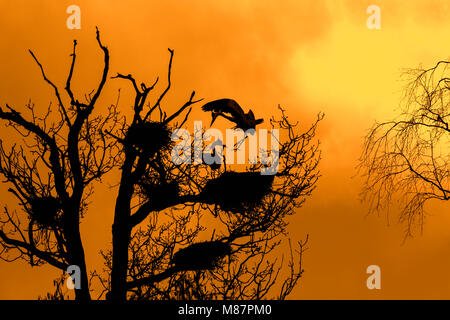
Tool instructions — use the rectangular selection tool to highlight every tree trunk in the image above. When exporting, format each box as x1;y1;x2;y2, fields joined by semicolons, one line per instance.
64;204;91;301
110;152;136;300
110;212;131;300
70;235;91;301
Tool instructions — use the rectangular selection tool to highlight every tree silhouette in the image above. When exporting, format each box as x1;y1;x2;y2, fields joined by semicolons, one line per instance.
359;60;450;236
0;28;119;300
0;30;323;300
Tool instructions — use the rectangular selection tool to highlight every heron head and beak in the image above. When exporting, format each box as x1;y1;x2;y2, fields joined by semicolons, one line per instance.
210;111;220;126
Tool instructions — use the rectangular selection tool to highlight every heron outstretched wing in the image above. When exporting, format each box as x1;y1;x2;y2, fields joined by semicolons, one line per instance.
201;99;246;119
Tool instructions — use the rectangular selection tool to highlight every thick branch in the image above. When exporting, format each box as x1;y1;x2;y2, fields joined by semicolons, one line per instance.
126;267;178;290
89;27;110;108
0;230;68;270
129;194;199;227
65;39;78;109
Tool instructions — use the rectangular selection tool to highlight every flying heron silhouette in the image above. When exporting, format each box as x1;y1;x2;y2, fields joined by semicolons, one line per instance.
201;99;264;131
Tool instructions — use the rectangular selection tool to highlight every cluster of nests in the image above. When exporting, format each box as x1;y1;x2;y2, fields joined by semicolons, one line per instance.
125;121;173;157
137;171;274;214
199;171;275;213
172;241;232;271
123;118;275;272
167;172;274;272
27;196;62;228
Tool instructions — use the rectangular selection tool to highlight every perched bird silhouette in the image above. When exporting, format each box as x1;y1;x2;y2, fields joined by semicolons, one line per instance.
203;138;223;170
202;99;264;131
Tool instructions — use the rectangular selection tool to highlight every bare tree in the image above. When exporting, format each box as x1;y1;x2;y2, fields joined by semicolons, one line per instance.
100;46;323;299
0;28;120;300
359;60;450;236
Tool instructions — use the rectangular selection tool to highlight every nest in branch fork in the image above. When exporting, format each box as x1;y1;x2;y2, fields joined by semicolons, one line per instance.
126;121;173;156
199;171;275;212
173;241;232;271
29;196;61;228
138;181;180;211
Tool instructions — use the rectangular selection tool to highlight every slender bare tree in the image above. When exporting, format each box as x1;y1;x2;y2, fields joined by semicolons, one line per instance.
359;60;450;236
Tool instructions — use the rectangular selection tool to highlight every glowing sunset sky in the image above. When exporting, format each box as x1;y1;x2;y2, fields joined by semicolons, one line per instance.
0;0;449;299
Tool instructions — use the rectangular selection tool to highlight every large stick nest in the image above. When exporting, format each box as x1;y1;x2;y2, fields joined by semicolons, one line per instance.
173;241;232;271
28;196;61;228
199;171;275;212
126;121;173;156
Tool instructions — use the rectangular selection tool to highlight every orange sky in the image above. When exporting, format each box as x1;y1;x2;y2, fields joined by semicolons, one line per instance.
0;0;450;299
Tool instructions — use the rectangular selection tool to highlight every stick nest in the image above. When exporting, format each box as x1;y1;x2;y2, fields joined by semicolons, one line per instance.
173;241;232;271
126;121;173;156
200;171;274;212
29;196;61;228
